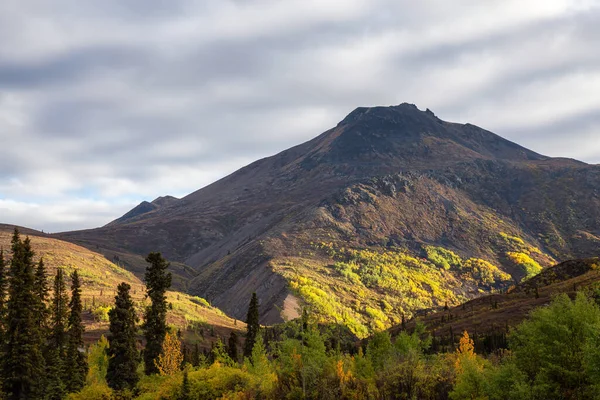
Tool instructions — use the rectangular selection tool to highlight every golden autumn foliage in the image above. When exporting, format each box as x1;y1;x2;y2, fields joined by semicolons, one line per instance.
454;330;476;372
155;331;183;376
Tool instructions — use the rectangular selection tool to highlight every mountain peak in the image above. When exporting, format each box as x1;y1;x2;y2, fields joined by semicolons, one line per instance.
324;103;544;167
338;103;434;126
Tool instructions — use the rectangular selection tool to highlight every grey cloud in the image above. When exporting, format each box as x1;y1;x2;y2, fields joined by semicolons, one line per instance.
0;46;148;89
1;0;599;231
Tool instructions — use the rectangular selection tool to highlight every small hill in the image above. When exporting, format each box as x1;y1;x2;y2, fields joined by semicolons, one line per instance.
0;226;244;348
393;258;600;340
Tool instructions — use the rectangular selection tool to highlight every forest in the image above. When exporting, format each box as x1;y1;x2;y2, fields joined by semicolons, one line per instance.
1;229;600;400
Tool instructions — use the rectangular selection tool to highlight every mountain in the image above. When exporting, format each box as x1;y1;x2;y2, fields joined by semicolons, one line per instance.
56;103;600;337
0;225;244;347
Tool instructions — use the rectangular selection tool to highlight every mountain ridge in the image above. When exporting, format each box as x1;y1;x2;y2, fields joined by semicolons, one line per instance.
54;103;600;335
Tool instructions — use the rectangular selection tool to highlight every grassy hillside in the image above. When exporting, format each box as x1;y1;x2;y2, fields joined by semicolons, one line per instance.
0;228;244;347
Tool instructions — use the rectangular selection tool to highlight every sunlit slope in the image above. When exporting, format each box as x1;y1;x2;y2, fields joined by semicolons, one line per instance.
0;227;244;346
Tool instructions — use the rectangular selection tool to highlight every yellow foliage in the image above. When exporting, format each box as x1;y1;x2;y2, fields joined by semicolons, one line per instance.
336;359;353;386
454;331;476;373
155;331;184;376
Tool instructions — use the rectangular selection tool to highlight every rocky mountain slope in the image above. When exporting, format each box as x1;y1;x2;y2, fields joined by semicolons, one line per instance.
56;103;600;337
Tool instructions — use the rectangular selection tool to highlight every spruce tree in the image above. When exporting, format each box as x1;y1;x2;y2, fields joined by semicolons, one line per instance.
243;292;260;358
0;250;7;344
106;282;139;391
227;331;239;363
179;369;190;400
142;252;172;375
34;258;50;336
45;348;66;400
65;271;88;393
2;230;46;399
50;268;69;356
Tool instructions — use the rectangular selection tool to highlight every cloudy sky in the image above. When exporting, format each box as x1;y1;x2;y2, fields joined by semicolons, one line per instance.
1;0;599;232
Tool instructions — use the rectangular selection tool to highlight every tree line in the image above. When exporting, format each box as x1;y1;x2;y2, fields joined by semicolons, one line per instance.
0;229;87;399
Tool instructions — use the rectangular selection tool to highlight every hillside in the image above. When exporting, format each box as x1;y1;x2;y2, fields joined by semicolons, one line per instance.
55;103;600;337
0;226;244;347
393;257;600;341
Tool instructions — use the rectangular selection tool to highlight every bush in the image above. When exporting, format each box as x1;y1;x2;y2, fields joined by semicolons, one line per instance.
92;305;111;322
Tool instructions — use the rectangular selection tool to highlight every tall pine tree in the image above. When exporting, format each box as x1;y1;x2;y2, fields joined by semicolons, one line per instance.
50;268;69;356
228;331;239;363
65;270;88;393
142;252;172;375
33;258;50;336
0;250;7;345
107;282;139;392
2;230;46;399
46;266;72;400
243;292;260;358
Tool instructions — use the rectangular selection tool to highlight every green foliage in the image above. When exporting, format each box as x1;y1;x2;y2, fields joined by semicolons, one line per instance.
34;257;51;335
179;369;190;400
50;267;69;357
107;282;140;392
2;230;47;399
92;305;111;322
142;252;172;375
227;331;239;363
87;336;109;386
507;252;542;278
509;292;600;398
244;292;260;358
425;246;462;270
0;250;6;344
65;270;88;393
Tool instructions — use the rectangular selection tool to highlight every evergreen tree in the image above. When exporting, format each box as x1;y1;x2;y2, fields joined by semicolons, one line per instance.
33;258;50;336
2;230;46;399
243;292;260;358
106;283;139;392
45;349;66;400
227;331;239;363
192;343;201;367
65;270;88;393
142;252;172;375
179;369;190;400
50;268;69;356
0;250;7;344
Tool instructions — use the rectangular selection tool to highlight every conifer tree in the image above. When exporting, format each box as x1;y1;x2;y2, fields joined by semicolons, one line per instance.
106;283;139;392
50;268;69;356
227;331;239;363
34;258;50;336
142;252;172;375
45;349;66;400
65;270;88;393
0;250;7;344
192;343;201;367
179;368;190;400
243;292;260;358
2;230;46;399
